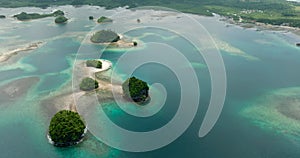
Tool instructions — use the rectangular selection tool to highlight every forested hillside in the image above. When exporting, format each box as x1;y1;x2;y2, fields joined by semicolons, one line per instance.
1;0;300;27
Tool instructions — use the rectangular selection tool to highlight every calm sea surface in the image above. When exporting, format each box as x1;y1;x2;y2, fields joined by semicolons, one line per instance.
0;5;300;158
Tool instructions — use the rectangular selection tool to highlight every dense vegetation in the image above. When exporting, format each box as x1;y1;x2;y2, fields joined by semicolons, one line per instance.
48;110;85;147
55;16;68;23
122;76;149;103
0;15;5;18
80;77;99;91
89;16;94;20
86;59;102;68
90;30;120;43
13;10;64;21
2;0;300;27
97;16;113;23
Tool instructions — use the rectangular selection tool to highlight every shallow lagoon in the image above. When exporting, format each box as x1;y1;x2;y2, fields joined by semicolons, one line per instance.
0;5;300;158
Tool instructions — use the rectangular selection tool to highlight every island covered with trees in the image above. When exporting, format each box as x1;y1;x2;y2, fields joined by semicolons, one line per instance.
48;110;86;147
97;16;113;23
90;30;120;43
86;59;102;68
55;15;68;24
90;30;137;48
80;77;99;91
122;76;150;104
0;15;5;18
13;10;64;21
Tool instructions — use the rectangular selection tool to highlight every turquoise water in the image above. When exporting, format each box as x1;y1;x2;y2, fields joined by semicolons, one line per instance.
1;5;300;157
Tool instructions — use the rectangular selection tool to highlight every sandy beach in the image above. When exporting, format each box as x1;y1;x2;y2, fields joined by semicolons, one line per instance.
82;32;137;48
0;41;44;63
43;59;123;114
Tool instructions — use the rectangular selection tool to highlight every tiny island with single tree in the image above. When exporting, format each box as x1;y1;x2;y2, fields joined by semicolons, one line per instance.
80;77;99;91
133;41;138;46
97;16;113;23
55;15;68;24
86;59;102;68
122;76;150;104
90;30;120;43
13;10;64;21
48;110;86;147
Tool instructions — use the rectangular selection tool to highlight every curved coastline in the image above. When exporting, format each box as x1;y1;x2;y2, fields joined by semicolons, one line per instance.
45;59;121;113
0;41;44;63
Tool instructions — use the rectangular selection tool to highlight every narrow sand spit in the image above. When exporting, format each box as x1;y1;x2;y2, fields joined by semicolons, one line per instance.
45;59;123;113
0;77;40;102
0;41;44;62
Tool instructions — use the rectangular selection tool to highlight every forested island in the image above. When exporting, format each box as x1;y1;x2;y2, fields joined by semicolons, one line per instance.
122;76;150;104
0;15;5;18
2;0;300;27
90;30;120;43
54;16;68;24
97;16;113;23
80;77;99;91
48;110;86;147
13;10;64;21
86;59;102;68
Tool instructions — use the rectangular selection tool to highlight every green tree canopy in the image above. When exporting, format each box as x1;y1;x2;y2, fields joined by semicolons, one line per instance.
55;15;68;23
80;77;99;91
48;110;85;147
13;10;64;21
122;76;149;103
86;60;102;68
97;16;113;23
90;30;120;43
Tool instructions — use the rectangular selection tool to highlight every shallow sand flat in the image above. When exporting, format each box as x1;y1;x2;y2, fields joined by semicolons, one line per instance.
0;41;44;63
0;77;40;102
43;59;122;116
78;59;123;96
241;87;300;140
213;37;259;60
73;59;113;84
